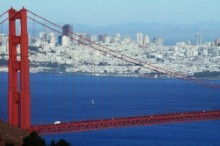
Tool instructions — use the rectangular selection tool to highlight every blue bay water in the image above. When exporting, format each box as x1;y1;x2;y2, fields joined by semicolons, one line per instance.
0;72;220;146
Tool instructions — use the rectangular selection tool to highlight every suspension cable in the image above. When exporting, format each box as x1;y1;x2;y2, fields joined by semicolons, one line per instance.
27;16;181;76
27;14;220;89
0;10;8;18
27;10;194;78
0;18;8;25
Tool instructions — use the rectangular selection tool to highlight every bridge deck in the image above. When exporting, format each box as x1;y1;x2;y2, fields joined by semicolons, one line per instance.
28;110;220;135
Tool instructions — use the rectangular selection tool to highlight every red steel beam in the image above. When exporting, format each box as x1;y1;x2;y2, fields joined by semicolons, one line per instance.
8;8;31;129
28;110;220;135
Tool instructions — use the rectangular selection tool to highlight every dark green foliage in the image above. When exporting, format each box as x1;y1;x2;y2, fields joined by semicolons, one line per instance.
50;140;56;146
5;142;14;146
56;139;70;146
22;131;71;146
22;131;46;146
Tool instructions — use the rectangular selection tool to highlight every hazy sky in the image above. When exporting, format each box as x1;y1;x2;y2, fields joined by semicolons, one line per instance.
1;0;220;26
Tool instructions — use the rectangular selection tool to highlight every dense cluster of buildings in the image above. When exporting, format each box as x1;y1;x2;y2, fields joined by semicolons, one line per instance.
0;24;220;77
28;24;165;48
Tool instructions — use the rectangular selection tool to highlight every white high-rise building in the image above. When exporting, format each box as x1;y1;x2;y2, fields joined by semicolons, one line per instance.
136;33;144;45
124;36;131;44
61;35;70;46
215;38;220;46
144;35;150;44
39;32;47;42
0;34;7;46
114;33;121;43
195;33;203;46
90;35;97;42
0;34;8;54
104;36;111;44
48;33;56;48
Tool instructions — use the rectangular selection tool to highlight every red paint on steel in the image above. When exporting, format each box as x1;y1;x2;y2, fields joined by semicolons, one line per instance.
29;111;220;135
5;8;220;133
8;8;31;129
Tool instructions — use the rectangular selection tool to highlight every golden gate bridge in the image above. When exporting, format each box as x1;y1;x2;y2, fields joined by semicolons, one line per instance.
0;7;220;135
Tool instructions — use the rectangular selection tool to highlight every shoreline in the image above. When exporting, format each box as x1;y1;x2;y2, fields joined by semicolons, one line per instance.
1;70;220;81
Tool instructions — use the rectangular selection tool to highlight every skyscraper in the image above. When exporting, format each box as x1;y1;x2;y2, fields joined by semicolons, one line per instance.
136;33;144;45
215;38;220;46
98;34;106;42
195;33;203;46
153;37;163;46
63;24;73;37
90;35;97;42
144;35;150;44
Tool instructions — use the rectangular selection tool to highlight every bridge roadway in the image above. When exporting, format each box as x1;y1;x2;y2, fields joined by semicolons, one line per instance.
28;110;220;135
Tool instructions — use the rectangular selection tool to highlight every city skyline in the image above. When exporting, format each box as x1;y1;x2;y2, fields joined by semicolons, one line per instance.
1;0;220;26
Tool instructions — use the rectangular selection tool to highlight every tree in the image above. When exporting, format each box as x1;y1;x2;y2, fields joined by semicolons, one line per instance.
22;131;71;146
50;140;56;146
56;139;70;146
22;131;46;146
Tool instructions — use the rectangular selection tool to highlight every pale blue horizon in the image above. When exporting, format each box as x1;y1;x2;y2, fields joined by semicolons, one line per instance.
1;0;220;26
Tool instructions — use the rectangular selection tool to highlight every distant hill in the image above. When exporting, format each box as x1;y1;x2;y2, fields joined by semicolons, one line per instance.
72;22;220;45
2;22;220;45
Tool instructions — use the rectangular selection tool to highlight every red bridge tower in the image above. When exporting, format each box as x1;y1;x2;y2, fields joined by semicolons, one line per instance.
8;8;30;129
